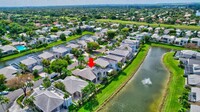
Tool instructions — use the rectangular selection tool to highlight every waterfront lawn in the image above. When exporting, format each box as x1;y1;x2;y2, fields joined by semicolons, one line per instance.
162;52;185;112
150;43;187;51
0;31;93;62
79;44;150;112
97;19;200;31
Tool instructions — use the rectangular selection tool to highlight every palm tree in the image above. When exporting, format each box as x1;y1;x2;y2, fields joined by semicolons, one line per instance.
19;63;28;73
0;96;9;112
78;56;85;66
24;96;35;111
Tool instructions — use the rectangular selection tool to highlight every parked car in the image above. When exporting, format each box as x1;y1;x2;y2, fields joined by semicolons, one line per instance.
0;91;9;95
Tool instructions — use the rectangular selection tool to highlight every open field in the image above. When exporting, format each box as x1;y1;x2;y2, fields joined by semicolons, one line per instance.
79;44;150;112
97;19;200;31
162;52;185;112
0;31;93;62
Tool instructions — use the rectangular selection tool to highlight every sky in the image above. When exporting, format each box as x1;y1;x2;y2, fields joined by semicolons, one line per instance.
0;0;200;7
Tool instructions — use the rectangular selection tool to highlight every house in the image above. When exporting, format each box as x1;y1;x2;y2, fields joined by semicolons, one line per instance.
77;40;87;49
38;52;55;60
20;57;38;70
191;38;200;47
189;87;200;103
31;87;72;112
72;68;97;83
60;76;88;99
187;75;200;86
101;55;123;70
151;34;161;42
0;45;17;55
52;47;70;58
109;49;133;60
102;54;124;63
38;35;46;43
48;35;59;41
67;61;78;70
66;43;80;49
190;105;200;112
32;65;43;73
0;66;20;80
175;50;199;59
94;58;113;77
174;38;189;46
160;35;176;44
118;43;137;53
122;39;140;48
184;59;200;75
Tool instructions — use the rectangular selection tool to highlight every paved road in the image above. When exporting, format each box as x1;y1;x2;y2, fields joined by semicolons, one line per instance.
5;79;43;109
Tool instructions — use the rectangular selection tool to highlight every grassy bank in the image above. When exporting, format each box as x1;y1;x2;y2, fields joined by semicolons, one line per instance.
162;52;185;112
150;43;187;51
0;31;93;62
97;19;200;31
78;44;150;112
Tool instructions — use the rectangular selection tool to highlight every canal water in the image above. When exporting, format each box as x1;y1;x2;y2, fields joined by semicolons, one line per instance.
101;47;170;112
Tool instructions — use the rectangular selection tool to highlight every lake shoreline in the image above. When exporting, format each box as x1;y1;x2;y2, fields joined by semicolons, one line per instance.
95;45;150;112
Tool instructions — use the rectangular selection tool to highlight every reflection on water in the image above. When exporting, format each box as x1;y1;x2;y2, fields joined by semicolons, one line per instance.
101;47;170;112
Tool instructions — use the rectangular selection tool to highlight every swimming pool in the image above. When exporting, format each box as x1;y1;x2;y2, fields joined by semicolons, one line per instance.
15;45;27;52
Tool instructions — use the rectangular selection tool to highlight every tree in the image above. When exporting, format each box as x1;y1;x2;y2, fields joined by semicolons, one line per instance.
51;27;58;32
59;33;66;41
19;63;28;73
87;42;99;52
108;70;118;77
76;28;82;35
32;70;39;77
107;30;116;40
71;48;82;57
0;96;9;112
0;74;6;91
82;83;96;100
24;96;35;111
42;77;51;88
0;49;3;58
61;68;72;79
42;59;50;67
78;56;85;66
63;55;72;65
117;62;123;68
7;74;34;96
54;81;66;92
50;59;68;75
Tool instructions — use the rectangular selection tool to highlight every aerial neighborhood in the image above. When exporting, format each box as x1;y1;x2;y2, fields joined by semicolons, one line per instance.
0;4;200;112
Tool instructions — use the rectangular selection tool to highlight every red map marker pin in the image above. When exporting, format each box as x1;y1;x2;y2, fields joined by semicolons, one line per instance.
88;58;95;68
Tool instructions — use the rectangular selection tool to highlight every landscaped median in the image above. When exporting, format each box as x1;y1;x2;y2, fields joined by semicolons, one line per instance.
162;52;185;112
78;44;150;112
0;31;93;62
97;19;200;31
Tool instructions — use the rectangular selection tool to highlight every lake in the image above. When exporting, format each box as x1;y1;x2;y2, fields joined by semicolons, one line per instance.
101;47;170;112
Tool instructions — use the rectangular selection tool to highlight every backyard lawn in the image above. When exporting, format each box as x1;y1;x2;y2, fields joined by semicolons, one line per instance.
0;31;93;62
162;52;185;112
97;19;200;31
79;44;150;112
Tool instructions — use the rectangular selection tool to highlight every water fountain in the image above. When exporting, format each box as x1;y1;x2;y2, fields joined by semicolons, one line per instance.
141;78;152;86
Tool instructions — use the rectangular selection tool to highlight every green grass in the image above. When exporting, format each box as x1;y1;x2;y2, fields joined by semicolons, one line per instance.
0;31;93;62
162;52;185;112
97;19;200;31
150;43;187;50
78;44;150;112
